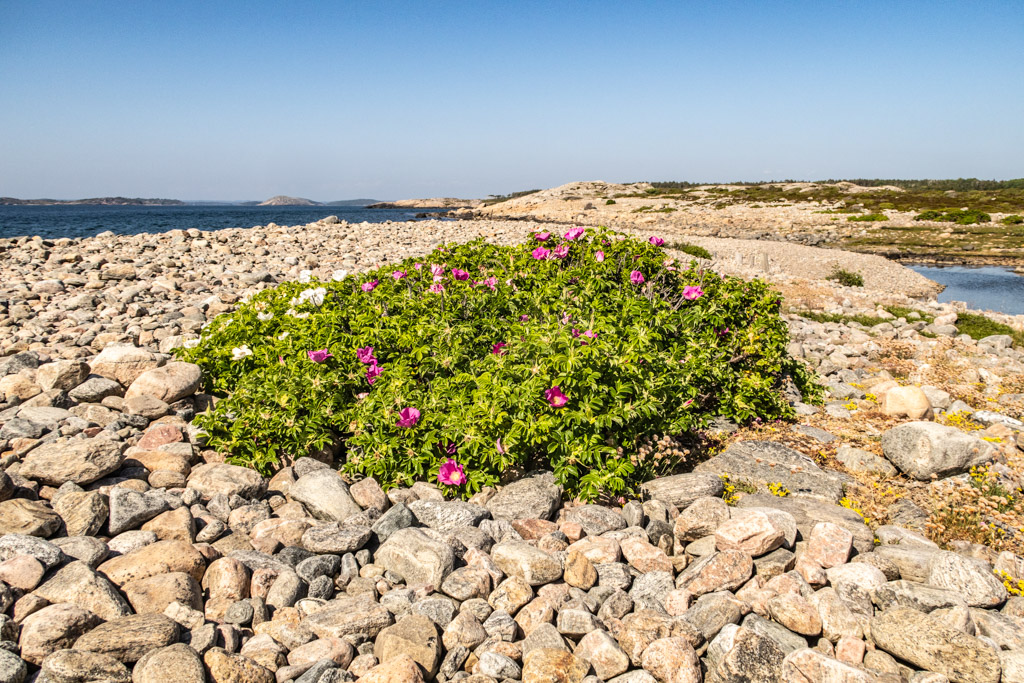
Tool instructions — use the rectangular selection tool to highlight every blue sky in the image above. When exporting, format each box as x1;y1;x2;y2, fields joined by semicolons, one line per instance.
1;1;1021;200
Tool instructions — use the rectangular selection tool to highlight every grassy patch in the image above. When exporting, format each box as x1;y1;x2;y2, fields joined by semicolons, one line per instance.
955;313;1024;347
848;213;888;222
1002;215;1023;225
482;189;541;206
605;199;616;205
825;267;864;287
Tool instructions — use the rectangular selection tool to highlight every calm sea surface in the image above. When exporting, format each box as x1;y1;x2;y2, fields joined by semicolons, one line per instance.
0;204;442;240
909;264;1024;316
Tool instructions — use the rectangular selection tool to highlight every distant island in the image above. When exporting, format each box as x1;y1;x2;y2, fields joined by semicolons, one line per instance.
236;196;381;207
368;197;483;209
0;196;185;206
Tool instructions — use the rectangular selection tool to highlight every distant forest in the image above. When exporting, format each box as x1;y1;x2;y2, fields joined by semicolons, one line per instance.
649;178;1024;191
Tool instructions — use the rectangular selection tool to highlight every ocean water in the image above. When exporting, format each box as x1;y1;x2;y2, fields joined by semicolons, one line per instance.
0;204;444;240
910;264;1024;316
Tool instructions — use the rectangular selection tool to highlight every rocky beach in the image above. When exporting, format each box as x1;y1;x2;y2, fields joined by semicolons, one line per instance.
0;213;1023;683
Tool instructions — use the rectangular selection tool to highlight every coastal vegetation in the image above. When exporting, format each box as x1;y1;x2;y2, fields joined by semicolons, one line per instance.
178;228;819;501
825;266;865;287
481;188;542;206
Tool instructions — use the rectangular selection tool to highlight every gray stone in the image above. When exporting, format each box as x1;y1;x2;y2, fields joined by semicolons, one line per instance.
302;523;372;554
107;488;169;535
641;473;724;509
289;470;362;522
882;421;996;480
0;533;64;569
19;438;124;486
927;551;1007;608
408;499;490;532
0;649;26;683
564;505;627;536
485;472;562;521
41;649;131;683
371;502;415;543
305;596;393;639
834;445;898;477
375;527;455;587
694;441;844;503
491;541;562;586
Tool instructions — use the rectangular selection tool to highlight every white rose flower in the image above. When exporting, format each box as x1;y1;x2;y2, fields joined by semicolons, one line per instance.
257;312;273;321
299;270;312;283
183;338;200;349
231;345;253;361
332;269;348;281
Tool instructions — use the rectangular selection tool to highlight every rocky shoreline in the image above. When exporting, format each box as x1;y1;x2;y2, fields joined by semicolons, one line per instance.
1;217;1024;682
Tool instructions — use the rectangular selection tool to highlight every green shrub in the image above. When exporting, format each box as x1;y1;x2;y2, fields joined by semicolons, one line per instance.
914;209;991;224
1002;215;1024;225
605;199;616;205
178;229;819;500
668;243;713;260
878;202;895;210
825;267;864;287
847;213;888;222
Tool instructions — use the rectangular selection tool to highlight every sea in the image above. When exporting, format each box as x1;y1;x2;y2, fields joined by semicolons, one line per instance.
0;204;444;241
909;264;1024;316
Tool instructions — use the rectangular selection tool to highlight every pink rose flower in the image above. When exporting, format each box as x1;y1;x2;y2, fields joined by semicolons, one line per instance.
492;342;507;355
630;270;645;285
437;458;466;486
366;363;382;385
356;346;376;365
452;268;470;281
649;236;665;247
307;349;333;363
535;232;550;241
552;243;570;259
431;264;445;277
392;270;406;280
428;283;445;293
396;407;420;428
581;330;597;345
595;251;605;262
531;247;550;260
682;285;704;300
414;263;423;270
361;280;378;292
545;386;568;408
564;227;585;240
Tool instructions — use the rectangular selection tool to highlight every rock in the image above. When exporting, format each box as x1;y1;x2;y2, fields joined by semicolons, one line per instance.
0;649;26;683
408;499;490;532
187;463;267;499
288;638;354;669
780;648;877;682
97;539;206;586
927;551;1007;608
357;653;424;683
881;385;933;419
492;541;563;585
709;625;786;682
41;649;131;683
486;472;563;521
107;488;170;535
574;630;628;679
881;422;995;480
522;648;589;683
73;614;179;663
123;571;203;613
870;607;1001;683
302;523;372;554
0;498;60;537
373;614;442;677
36;361;90;392
34;561;132;620
478;651;522;679
834;445;898;477
19;438;124;485
19;603;103;665
676;550;753;596
376;527;455;587
124;362;202;404
805;522;854;568
766;593;822;636
203;648;274;683
0;533;64;569
133;643;206;683
89;345;163;386
304;596;393;639
674;497;730;543
0;553;44;590
68;376;123;403
53;488;109;536
289;470;362;522
641;473;725;509
714;510;784;557
440;566;491;600
564;505;627;536
563;550;598;589
694;441;844;503
639;637;701;683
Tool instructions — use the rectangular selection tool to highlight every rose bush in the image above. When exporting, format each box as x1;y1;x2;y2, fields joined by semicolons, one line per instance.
177;228;819;500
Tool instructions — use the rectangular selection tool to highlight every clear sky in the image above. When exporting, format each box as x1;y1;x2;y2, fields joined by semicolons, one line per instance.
1;1;1021;201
